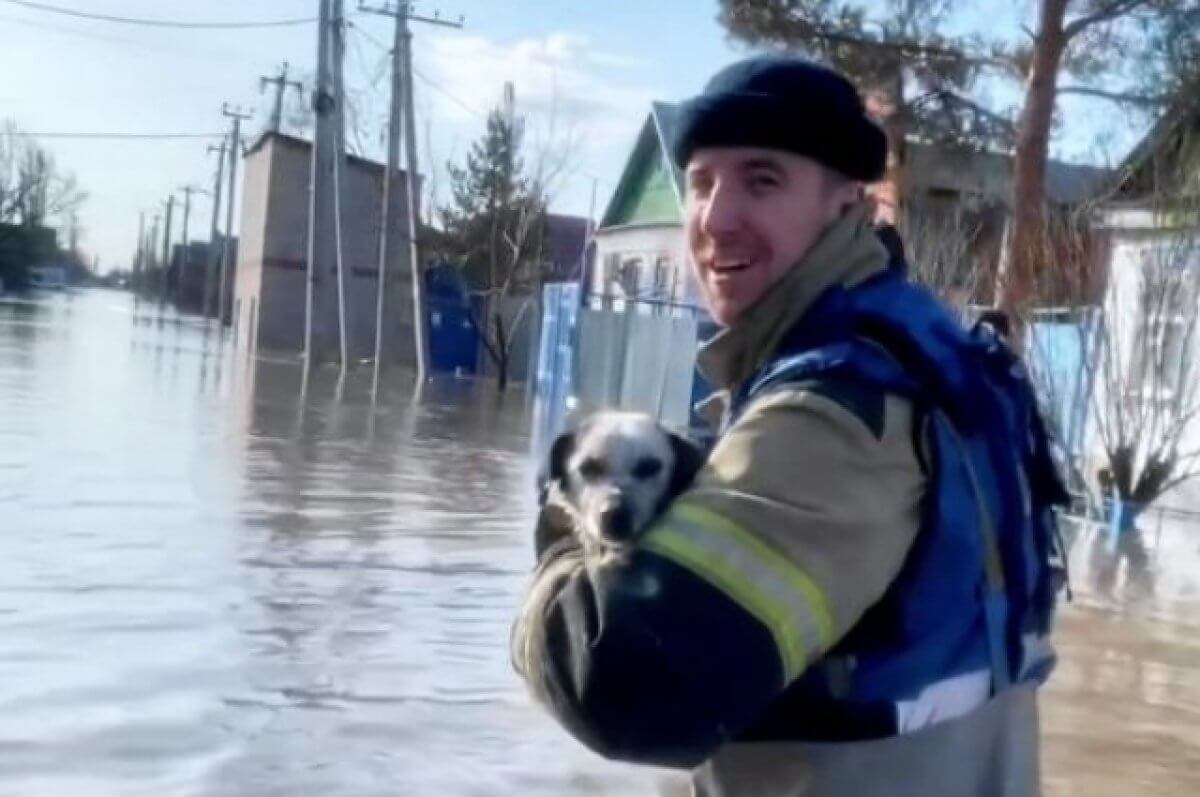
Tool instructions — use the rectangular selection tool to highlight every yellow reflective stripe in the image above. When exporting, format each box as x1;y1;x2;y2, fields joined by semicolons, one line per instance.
641;502;834;680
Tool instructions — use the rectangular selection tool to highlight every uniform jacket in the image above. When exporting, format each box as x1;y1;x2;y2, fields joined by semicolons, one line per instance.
511;207;1041;796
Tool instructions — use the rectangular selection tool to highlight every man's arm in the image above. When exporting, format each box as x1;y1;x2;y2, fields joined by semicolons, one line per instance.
511;379;925;768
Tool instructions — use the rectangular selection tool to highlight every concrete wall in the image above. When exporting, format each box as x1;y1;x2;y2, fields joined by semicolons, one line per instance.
234;144;270;350
475;294;538;385
234;134;418;364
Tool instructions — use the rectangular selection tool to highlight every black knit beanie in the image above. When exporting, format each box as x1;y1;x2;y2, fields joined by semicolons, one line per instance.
672;55;887;182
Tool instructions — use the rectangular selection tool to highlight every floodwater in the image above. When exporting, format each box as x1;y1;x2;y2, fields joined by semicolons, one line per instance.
1;289;1198;796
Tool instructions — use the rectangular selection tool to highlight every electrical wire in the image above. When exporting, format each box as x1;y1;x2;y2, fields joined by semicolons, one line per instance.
348;18;485;121
413;67;486;120
27;132;225;139
0;0;316;29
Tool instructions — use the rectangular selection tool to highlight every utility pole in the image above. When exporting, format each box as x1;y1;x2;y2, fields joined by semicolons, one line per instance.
134;211;145;293
260;61;304;135
220;104;252;328
358;2;461;383
306;0;343;367
177;185;202;306
148;213;161;278
204;139;227;321
331;0;350;372
160;195;175;310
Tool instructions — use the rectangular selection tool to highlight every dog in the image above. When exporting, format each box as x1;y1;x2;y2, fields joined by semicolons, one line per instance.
538;411;705;556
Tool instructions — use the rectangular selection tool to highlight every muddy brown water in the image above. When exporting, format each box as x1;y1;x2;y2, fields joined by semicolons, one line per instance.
2;289;1197;796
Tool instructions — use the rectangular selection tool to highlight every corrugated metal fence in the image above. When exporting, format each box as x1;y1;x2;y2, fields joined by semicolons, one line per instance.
531;286;711;463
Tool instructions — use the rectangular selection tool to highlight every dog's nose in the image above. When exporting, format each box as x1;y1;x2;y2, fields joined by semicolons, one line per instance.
599;503;634;541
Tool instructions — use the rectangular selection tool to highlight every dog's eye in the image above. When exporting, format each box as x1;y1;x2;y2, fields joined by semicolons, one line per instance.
579;457;606;480
632;457;663;480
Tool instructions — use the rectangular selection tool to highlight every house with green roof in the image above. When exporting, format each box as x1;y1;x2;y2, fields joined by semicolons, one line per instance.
590;103;702;311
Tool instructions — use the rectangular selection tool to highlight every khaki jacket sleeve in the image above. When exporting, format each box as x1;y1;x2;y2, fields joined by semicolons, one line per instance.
660;383;925;673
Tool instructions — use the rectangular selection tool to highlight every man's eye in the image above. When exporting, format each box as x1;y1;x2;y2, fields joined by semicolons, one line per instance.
632;457;663;480
687;174;713;197
748;173;780;193
579;458;605;480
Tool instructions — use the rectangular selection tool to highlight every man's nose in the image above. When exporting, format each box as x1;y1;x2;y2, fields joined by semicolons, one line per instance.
699;180;742;238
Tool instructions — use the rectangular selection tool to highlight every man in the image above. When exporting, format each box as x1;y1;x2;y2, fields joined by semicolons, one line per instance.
512;56;1063;796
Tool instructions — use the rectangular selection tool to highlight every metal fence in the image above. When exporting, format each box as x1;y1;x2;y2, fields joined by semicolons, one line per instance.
530;284;712;463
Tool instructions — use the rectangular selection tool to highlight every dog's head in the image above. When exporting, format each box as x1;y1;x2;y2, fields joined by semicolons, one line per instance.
545;412;704;548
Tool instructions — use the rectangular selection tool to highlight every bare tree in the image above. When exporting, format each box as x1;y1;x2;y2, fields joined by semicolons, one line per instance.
0;121;85;232
899;197;990;313
1025;195;1200;516
1;121;87;289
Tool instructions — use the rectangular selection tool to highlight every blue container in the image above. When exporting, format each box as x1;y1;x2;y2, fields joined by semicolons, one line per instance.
425;265;481;375
1106;497;1142;551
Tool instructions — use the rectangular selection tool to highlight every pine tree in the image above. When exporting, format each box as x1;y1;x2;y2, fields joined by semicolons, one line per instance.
435;105;550;391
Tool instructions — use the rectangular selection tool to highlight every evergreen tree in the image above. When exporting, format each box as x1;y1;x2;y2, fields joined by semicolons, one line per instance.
435;104;550;391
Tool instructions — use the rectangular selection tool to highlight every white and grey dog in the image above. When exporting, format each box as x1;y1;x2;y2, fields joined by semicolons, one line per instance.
539;412;705;555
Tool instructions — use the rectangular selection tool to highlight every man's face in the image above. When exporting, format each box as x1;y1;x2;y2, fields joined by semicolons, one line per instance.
685;148;858;326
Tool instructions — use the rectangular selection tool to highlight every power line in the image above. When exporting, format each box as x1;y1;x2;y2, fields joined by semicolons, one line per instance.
27;132;224;140
414;67;486;119
0;0;316;29
348;18;484;120
346;18;388;51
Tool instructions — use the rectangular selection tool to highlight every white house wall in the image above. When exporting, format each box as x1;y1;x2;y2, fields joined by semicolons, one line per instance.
592;223;701;307
1093;228;1200;508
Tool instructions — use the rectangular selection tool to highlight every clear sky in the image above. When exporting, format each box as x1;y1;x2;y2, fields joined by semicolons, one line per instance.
0;0;1150;272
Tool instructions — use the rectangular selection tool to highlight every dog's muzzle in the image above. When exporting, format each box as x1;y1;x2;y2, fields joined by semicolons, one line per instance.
599;502;635;542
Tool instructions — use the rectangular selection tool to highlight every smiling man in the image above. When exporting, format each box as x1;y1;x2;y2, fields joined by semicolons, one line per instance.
513;56;1061;796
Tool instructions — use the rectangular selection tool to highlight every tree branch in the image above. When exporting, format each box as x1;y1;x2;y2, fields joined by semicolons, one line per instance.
770;19;1014;72
1057;85;1170;106
933;89;1018;132
1063;0;1152;40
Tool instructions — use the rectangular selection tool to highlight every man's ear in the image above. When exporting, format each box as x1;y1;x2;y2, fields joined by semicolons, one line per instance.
667;432;705;497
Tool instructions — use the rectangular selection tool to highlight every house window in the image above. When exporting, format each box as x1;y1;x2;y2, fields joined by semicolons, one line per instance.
618;257;642;298
1129;256;1200;408
653;256;672;300
601;253;621;297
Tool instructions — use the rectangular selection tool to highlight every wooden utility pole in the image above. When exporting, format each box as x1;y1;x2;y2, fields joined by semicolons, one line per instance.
177;185;202;305
220;104;252;328
159;195;175;310
357;2;461;383
260;61;304;135
204;139;227;320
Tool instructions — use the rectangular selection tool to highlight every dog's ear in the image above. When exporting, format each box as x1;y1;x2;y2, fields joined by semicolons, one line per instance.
547;430;575;485
667;432;705;497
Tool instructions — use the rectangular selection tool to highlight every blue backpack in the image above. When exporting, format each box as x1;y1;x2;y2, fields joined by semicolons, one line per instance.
726;261;1070;739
